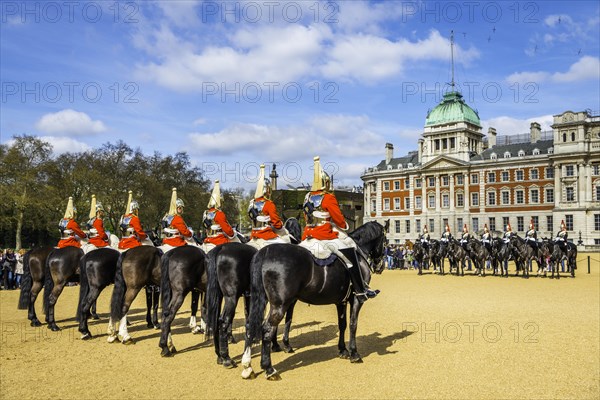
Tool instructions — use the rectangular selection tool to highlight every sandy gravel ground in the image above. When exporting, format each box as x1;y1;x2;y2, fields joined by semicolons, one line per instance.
1;254;598;399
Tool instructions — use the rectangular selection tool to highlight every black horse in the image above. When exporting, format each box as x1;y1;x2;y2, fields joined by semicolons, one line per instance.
552;241;577;278
43;246;84;331
436;241;450;275
510;236;535;279
18;246;53;326
109;245;162;343
491;238;511;277
466;240;490;277
158;245;207;357
241;221;387;380
412;240;429;275
428;240;443;274
284;217;302;244
447;239;467;276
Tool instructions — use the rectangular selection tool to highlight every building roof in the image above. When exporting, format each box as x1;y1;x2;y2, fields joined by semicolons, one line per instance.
470;139;554;161
375;151;420;170
425;91;481;127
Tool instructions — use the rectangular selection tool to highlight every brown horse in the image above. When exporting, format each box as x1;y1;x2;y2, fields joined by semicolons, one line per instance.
18;246;53;326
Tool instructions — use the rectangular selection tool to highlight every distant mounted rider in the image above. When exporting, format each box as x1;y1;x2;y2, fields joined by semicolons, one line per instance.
57;197;87;249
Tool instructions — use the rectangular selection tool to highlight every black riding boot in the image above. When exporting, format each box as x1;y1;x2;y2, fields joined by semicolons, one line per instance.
340;248;379;304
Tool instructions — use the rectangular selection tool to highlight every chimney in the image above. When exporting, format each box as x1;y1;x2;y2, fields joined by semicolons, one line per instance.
488;127;497;148
385;143;394;164
418;139;424;163
530;122;541;143
269;164;278;191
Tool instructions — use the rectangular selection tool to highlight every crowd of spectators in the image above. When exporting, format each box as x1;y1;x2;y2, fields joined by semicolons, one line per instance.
384;244;417;270
1;248;25;290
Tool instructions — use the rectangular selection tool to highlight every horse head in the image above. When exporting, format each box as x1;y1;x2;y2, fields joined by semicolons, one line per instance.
350;221;387;274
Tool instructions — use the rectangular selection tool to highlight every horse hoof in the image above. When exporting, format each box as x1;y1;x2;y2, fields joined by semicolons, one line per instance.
121;336;135;345
241;368;255;380
153;324;160;330
107;335;117;343
266;371;281;381
168;345;177;354
191;326;203;335
228;336;237;344
161;348;173;357
350;357;363;364
30;320;42;327
339;350;350;359
223;359;237;369
217;357;223;365
81;332;93;340
271;343;282;353
147;323;154;329
48;324;61;332
91;314;100;320
283;346;294;354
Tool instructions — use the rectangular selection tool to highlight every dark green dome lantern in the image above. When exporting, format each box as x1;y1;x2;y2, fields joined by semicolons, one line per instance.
425;91;481;127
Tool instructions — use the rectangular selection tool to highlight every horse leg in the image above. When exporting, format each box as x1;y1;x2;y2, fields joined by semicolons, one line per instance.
152;287;160;329
160;292;186;357
348;299;364;363
241;335;256;379
261;305;286;380
281;300;296;353
217;296;239;368
28;280;44;326
145;286;153;328
79;285;101;339
118;287;142;344
46;280;67;331
90;299;99;320
336;302;349;358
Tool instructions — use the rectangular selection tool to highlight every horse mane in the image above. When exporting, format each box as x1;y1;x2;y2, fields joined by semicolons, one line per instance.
349;221;384;246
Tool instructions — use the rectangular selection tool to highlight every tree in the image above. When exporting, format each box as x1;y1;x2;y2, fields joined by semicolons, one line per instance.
0;135;53;250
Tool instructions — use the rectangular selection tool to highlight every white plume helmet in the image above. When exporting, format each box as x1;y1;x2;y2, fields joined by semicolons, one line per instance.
89;195;97;219
254;164;272;199
167;187;178;215
124;190;132;214
207;180;221;209
63;197;75;219
311;156;331;191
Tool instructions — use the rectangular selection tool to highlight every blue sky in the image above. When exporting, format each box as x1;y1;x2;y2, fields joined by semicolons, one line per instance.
2;1;599;190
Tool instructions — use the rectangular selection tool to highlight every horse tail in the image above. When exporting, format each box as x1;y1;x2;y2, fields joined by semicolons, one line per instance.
206;246;224;334
160;251;172;316
248;249;267;341
17;250;32;309
42;250;54;314
110;252;126;322
76;253;89;321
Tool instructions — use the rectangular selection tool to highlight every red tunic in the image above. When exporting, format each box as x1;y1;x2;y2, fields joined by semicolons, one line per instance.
250;197;283;240
89;218;109;247
163;214;193;247
302;191;348;241
58;219;87;248
118;214;148;249
203;208;235;246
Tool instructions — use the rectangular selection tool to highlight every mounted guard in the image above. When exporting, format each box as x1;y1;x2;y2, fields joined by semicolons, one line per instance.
118;191;152;251
247;164;291;249
159;188;200;254
202;180;239;253
525;219;538;251
481;224;492;252
503;223;514;243
300;156;378;303
57;197;87;249
555;220;569;253
460;224;471;250
83;195;119;253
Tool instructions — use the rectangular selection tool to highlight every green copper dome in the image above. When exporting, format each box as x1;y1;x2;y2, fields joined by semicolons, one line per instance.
425;91;481;127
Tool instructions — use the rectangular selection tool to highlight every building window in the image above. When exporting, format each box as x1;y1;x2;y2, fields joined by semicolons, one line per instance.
518;150;525;157
503;217;510;230
415;196;422;209
491;153;497;160
442;194;449;208
530;169;539;180
405;198;410;209
504;152;511;159
442;138;448;150
405;220;411;234
563;132;567;142
394;181;400;190
471;192;479;206
501;190;510;205
546;167;554;179
471;174;479;184
416;219;421;233
571;132;576;141
394;198;400;210
531;189;539;203
566;165;574;177
442;176;449;186
456;218;463;232
516;190;525;204
489;217;496;232
428;194;435;208
395;220;401;234
371;199;376;212
383;181;390;191
456;175;464;185
428;177;435;187
532;216;539;230
471;218;478;232
405;178;410;189
594;214;600;231
435;139;440;151
546;188;554;203
565;215;573;230
593;164;599;175
488;191;496;206
517;216;524;232
384;198;390;211
415;178;422;188
501;171;509;182
533;148;540;155
596;185;600;201
547;215;553;232
516;170;524;181
456;193;464;207
429;219;435;232
488;172;496;183
450;137;456;148
566;187;575;202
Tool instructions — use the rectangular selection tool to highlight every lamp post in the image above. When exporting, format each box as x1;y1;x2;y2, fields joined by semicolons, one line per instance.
577;231;583;246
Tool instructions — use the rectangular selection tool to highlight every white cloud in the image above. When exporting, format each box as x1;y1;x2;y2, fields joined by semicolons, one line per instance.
193;118;207;126
35;109;106;136
481;115;554;137
506;56;600;84
39;136;92;154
